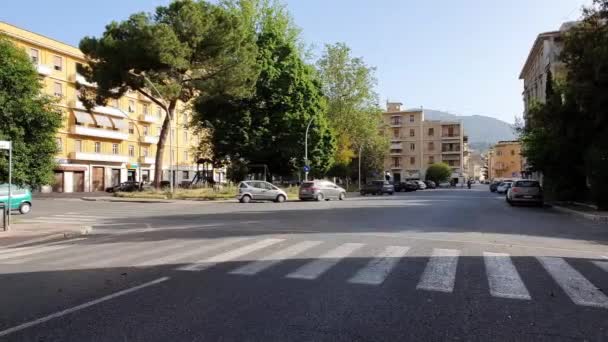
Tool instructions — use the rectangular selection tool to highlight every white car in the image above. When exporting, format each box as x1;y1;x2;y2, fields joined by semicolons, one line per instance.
237;181;287;203
416;181;427;190
496;181;513;194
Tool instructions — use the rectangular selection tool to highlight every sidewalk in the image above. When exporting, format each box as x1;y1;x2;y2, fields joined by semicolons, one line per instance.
551;202;608;223
0;222;92;248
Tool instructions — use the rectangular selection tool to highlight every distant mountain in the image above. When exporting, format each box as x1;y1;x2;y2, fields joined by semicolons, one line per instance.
419;109;517;151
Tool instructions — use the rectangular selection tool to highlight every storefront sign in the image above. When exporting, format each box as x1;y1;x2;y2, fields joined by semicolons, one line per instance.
128;163;139;169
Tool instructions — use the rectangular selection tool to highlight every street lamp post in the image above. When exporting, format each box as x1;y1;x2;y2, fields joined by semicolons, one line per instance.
304;118;314;181
358;144;363;190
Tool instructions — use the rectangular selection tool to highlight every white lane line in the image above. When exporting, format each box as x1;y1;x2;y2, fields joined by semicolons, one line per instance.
592;261;608;273
538;256;608;308
416;248;460;293
348;246;410;285
483;252;531;300
46;243;137;266
285;243;364;280
51;215;107;219
178;238;285;272
0;277;169;338
230;240;323;276
83;240;192;268
135;238;251;267
0;237;85;255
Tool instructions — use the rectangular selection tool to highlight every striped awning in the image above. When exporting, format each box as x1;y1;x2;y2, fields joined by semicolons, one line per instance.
110;117;128;130
93;114;113;128
73;111;94;125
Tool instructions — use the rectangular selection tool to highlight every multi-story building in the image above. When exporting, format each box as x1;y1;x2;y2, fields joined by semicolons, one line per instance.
381;102;467;183
487;141;523;180
519;22;577;120
0;21;222;192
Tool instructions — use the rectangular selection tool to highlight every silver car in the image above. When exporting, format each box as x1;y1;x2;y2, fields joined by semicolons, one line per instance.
507;180;543;206
237;181;287;203
299;180;346;201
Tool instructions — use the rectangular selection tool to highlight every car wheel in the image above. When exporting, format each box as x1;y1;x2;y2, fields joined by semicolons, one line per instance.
19;202;31;214
276;194;286;203
339;192;346;200
240;195;251;203
316;193;325;202
389;192;394;195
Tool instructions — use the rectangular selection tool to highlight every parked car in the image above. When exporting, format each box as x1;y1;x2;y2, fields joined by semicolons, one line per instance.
299;180;346;201
416;180;427;190
507;180;543;206
438;182;451;188
394;181;418;192
496;181;513;194
424;180;437;189
0;184;32;214
360;180;394;196
107;181;142;193
237;180;287;203
489;180;501;192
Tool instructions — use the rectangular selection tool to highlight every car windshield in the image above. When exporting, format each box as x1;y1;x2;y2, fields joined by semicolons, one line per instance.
515;181;540;187
301;182;314;188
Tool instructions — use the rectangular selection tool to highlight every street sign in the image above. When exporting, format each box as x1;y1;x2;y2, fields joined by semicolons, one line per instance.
303;165;310;173
0;141;10;150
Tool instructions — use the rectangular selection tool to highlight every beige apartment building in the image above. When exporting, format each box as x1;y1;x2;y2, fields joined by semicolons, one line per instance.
487;141;523;180
381;102;468;183
0;21;223;192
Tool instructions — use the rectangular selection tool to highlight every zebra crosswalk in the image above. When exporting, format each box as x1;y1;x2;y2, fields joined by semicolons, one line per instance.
1;236;607;309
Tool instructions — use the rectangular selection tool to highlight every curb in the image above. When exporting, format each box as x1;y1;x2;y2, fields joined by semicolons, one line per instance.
0;225;93;249
551;205;608;223
81;197;171;204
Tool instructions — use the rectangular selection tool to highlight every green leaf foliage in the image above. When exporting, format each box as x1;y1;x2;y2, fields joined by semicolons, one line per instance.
195;1;336;177
425;163;452;183
0;37;62;187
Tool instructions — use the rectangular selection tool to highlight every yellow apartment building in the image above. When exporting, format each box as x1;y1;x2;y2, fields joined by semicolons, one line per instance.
0;21;222;192
381;102;468;183
488;140;523;180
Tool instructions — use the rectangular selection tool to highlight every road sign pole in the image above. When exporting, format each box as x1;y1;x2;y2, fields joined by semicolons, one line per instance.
7;143;11;230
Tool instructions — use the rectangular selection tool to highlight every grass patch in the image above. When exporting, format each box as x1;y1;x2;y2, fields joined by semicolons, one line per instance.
115;185;301;201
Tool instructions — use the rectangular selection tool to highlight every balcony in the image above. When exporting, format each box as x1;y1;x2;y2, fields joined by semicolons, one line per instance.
71;125;128;140
35;64;52;76
441;134;461;139
390;149;403;156
71;100;126;117
139;156;156;165
390;165;402;170
139;114;157;123
442;148;461;154
72;73;97;88
70;152;129;163
390;143;402;149
140;135;159;144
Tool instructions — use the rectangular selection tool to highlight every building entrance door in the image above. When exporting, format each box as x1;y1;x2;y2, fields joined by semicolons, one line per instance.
127;170;136;182
393;173;401;183
111;169;121;187
73;172;85;192
52;172;64;193
92;167;104;191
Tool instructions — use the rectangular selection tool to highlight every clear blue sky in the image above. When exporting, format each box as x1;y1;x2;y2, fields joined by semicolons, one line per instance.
0;0;591;123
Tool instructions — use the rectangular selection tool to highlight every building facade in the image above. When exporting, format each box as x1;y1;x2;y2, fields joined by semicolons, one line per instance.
381;102;467;183
487;141;523;180
1;21;222;192
519;22;577;119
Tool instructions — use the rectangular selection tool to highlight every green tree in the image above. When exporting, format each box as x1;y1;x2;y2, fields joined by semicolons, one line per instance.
425;163;452;183
78;0;258;187
195;1;336;177
0;37;62;187
316;43;387;179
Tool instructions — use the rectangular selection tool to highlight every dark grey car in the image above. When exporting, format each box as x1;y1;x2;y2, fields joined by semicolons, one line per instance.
299;180;346;201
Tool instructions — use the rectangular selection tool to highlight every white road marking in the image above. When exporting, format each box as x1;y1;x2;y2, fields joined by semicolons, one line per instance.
0;277;169;338
230;240;323;275
51;215;107;219
178;238;285;271
538;256;608;308
483;252;530;300
135;238;251;267
592;261;608;273
416;248;460;293
285;243;364;280
46;243;137;266
83;240;192;268
348;246;410;285
0;237;85;256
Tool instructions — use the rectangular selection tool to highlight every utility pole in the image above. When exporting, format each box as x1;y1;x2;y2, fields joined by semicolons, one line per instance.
304;118;314;181
358;144;363;190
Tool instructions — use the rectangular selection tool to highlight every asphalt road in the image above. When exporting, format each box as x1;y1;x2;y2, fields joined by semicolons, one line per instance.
1;185;607;341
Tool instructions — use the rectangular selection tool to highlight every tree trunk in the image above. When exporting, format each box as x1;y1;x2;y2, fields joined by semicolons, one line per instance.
154;101;177;189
